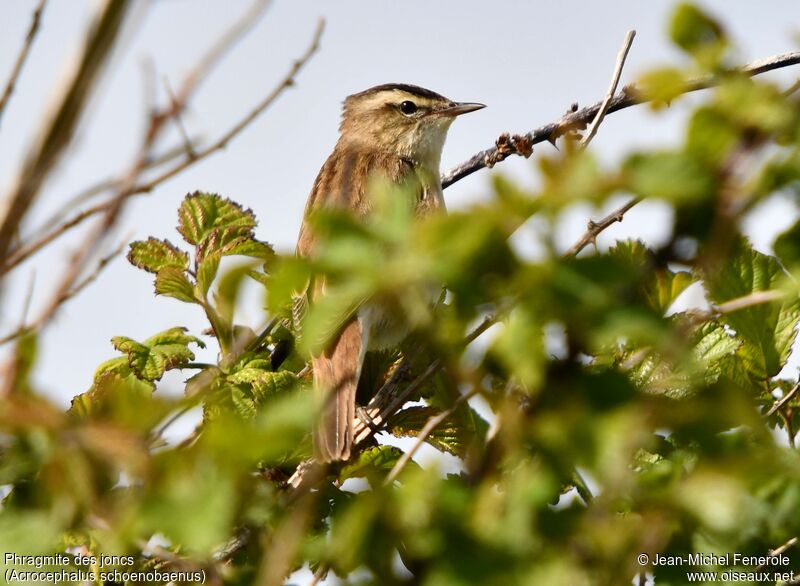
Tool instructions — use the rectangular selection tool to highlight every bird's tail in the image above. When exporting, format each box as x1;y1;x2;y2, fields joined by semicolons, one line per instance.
313;319;363;462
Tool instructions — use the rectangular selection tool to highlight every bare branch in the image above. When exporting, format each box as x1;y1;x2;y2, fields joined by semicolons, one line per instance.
163;76;196;158
175;0;272;104
133;18;325;195
0;0;48;128
441;50;800;189
766;382;800;418
563;197;641;257
1;19;325;277
580;30;636;148
57;238;128;305
0;0;133;273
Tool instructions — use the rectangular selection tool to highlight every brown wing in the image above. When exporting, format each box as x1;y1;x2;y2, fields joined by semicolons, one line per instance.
297;143;421;462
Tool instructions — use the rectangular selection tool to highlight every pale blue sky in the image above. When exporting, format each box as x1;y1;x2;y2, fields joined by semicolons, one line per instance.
1;0;798;405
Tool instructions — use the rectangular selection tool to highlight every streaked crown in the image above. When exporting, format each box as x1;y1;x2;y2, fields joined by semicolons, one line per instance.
337;83;484;166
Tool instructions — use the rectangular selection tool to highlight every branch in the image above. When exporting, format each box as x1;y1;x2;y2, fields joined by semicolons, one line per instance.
563;197;641;257
0;19;325;277
580;30;636;148
132;18;325;195
174;0;271;105
0;0;132;271
0;0;48;128
441;50;800;189
766;382;800;418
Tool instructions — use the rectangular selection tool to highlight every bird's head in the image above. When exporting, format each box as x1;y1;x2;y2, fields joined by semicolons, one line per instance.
339;83;484;167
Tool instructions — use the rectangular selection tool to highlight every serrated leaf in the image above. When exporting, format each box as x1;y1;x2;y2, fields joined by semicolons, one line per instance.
155;267;196;303
702;239;800;379
144;327;206;348
230;387;257;419
389;405;487;457
219;237;274;261
338;445;406;482
692;321;741;383
127;238;188;274
227;369;298;401
624;319;740;396
110;327;204;382
177;192;256;246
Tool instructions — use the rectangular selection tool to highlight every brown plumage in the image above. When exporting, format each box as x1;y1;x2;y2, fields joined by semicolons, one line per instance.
297;83;484;462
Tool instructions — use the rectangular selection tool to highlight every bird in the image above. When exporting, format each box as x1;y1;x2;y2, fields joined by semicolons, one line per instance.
296;83;484;462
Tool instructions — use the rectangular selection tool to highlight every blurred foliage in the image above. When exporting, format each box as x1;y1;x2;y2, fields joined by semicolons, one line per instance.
2;4;800;585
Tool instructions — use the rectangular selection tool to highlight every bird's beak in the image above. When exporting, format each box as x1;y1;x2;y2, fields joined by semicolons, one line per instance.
436;101;486;117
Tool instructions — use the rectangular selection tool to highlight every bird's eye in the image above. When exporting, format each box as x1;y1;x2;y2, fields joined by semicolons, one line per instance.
399;100;418;115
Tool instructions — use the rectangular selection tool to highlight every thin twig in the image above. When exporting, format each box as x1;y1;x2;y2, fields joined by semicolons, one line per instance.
564;197;641;257
175;0;271;104
715;289;786;315
0;0;132;271
384;387;480;485
441;50;800;189
0;0;269;277
163;76;196;158
687;289;788;326
288;314;497;489
133;18;325;195
580;30;636;148
0;0;48;128
57;238;127;304
1;19;325;278
755;536;798;572
766;382;800;418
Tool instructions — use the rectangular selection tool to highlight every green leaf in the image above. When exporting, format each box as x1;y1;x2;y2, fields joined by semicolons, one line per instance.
338;445;405;482
10;332;37;394
702;239;800;378
692;321;742;383
177;192;257;245
637;67;687;108
230;387;257;419
215;262;256;324
669;3;727;65
389;405;487;457
624;151;716;203
774;220;800;269
218;237;274;261
491;307;545;392
714;77;795;136
649;270;693;314
227;368;298;401
301;281;369;355
686;107;739;166
127;238;188;274
195;254;220;297
110;327;205;382
155;267;196;303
